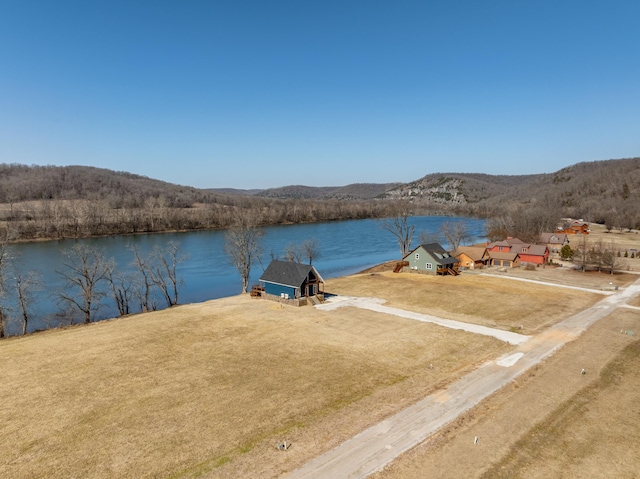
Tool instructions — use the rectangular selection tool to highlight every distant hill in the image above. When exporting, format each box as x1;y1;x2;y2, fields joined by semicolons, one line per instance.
254;182;402;200
0;157;639;227
0;164;220;208
378;157;640;224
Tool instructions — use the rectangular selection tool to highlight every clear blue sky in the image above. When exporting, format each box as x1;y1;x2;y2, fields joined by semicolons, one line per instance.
1;1;639;189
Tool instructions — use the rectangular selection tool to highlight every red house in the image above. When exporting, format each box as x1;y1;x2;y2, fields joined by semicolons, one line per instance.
487;238;549;266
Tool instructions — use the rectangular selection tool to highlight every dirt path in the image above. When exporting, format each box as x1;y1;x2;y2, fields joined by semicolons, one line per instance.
285;278;640;479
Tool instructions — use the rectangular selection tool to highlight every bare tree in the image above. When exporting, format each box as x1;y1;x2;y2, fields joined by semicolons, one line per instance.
380;205;415;257
57;244;113;324
300;238;320;264
439;221;471;251
418;229;442;246
15;271;40;335
485;216;514;242
601;241;619;274
107;268;136;316
284;243;301;263
0;241;9;338
588;239;610;272
573;235;590;272
486;207;558;244
130;245;156;312
224;211;264;293
150;241;185;307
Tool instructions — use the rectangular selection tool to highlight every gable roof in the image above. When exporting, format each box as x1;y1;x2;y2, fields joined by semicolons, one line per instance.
453;246;488;262
540;232;568;244
523;244;548;256
405;243;459;266
505;237;525;245
488;237;526;250
489;251;520;261
488;240;512;249
259;260;324;288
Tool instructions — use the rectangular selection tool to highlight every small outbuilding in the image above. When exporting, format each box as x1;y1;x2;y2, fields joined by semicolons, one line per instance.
258;260;325;305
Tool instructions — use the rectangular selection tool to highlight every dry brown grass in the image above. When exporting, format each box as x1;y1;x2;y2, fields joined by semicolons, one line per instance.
371;308;640;479
627;297;640;308
1;266;633;479
580;223;640;272
481;339;640;479
0;292;507;479
327;272;602;334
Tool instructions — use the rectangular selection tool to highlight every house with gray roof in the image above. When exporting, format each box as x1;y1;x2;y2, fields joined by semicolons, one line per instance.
540;232;569;253
402;243;460;275
258;260;325;305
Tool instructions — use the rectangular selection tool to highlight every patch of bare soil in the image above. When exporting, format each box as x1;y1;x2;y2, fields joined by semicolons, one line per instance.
370;309;640;479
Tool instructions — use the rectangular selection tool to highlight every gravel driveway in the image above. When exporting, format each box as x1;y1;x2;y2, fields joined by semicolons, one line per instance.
286;278;640;479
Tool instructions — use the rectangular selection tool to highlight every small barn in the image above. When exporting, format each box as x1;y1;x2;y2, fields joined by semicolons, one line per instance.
403;243;460;275
258;260;325;305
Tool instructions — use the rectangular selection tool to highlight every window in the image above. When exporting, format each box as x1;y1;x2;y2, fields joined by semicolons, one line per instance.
426;263;432;270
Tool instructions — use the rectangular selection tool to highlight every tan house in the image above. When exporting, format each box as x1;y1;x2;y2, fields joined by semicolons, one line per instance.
453;246;489;270
488;251;521;268
540;232;569;253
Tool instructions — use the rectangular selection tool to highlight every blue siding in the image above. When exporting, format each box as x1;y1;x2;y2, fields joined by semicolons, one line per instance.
264;283;297;298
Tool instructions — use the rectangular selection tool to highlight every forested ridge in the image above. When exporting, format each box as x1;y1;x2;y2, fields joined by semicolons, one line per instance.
0;164;389;241
0;157;639;242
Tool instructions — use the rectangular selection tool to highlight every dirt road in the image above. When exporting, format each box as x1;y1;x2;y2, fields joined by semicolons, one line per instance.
286;278;640;479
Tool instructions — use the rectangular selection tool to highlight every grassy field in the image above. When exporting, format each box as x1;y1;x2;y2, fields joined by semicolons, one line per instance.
327;271;605;334
1;278;513;479
577;223;640;272
0;263;633;478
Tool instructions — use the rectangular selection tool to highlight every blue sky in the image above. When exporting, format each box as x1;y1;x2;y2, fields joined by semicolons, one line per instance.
1;1;639;189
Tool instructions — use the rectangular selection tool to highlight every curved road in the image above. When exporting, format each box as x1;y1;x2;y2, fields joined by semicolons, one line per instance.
286;278;640;479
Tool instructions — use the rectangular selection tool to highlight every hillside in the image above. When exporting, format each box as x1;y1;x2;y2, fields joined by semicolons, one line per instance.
0;157;639;240
0;163;216;208
380;158;640;225
254;182;402;200
237;158;640;226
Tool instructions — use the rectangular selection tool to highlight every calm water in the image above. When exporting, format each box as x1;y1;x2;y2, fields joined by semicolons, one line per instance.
3;216;485;335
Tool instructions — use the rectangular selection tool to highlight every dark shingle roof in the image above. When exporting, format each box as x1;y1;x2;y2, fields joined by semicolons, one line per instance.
406;243;460;266
259;260;323;288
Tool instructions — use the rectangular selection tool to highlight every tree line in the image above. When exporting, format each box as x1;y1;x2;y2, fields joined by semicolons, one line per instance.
0;196;390;242
0;163;393;242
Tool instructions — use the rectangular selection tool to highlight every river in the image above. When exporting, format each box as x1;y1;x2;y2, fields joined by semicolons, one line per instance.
2;216;486;335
